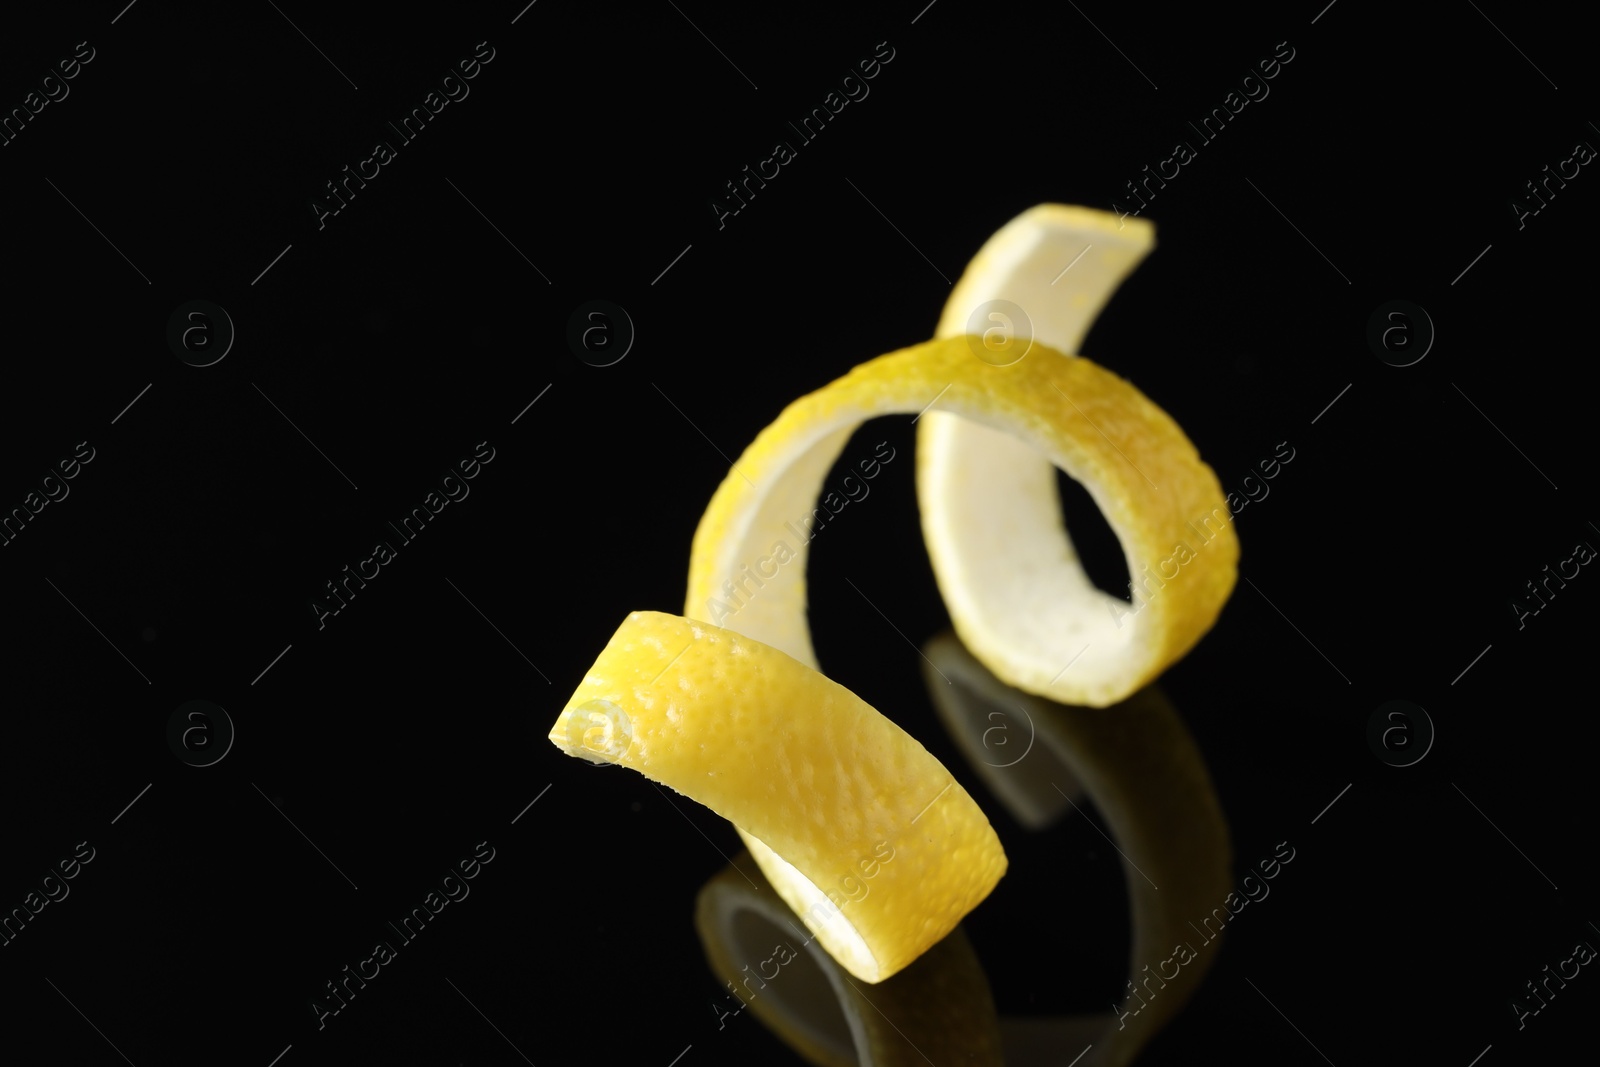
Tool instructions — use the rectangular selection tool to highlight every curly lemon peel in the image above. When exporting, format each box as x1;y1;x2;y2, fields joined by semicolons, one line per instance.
687;331;1236;708
548;611;1006;983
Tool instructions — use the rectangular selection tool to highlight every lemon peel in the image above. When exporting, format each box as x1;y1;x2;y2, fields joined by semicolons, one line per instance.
686;331;1236;708
920;204;1236;706
695;851;1004;1067
548;611;1006;983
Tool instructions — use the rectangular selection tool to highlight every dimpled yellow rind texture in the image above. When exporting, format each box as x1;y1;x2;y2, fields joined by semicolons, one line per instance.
684;334;1238;707
547;611;1006;983
922;203;1237;707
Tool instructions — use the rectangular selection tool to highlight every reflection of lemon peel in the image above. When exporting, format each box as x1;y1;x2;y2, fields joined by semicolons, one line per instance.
921;204;1236;707
686;331;1236;708
547;611;1005;983
695;851;1004;1067
921;631;1232;1067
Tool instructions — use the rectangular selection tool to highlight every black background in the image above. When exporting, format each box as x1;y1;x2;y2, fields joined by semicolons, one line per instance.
1;2;1594;1065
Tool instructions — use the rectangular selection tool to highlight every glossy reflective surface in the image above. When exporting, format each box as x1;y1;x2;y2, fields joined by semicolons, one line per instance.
1;4;1592;1065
